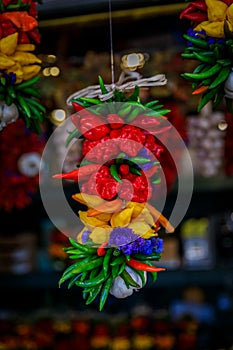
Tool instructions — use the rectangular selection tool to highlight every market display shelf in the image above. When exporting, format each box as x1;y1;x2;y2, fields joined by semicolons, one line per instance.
0;269;232;290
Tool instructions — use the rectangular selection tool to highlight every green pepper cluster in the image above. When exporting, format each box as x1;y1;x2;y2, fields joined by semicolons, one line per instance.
59;238;161;311
181;33;233;112
0;74;46;133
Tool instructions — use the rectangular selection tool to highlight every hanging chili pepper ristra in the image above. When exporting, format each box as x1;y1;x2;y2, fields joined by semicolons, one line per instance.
52;64;179;311
0;0;46;133
180;0;233;113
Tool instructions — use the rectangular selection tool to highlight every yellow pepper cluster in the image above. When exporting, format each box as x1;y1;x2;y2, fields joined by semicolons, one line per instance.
195;0;233;38
73;193;159;245
0;32;41;83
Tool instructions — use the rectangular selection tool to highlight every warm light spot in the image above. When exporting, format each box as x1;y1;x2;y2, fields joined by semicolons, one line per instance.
50;109;66;125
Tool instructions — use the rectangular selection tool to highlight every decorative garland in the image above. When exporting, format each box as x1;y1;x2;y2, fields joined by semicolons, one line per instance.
180;0;233;113
53;73;176;311
0;118;45;211
0;0;46;133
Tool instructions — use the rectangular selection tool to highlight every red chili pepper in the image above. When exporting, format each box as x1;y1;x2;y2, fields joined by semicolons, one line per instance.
107;114;124;129
131;115;161;128
82;136;119;162
117;172;152;202
179;1;207;20
126;257;166;272
96;172;118;200
52;164;100;182
143;134;164;159
191;0;207;11
72;101;85;112
119;164;130;175
27;28;41;44
80;116;110;141
181;12;207;22
97;242;108;256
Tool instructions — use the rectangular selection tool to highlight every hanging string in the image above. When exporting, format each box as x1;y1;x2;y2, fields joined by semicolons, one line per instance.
66;0;168;105
109;0;115;87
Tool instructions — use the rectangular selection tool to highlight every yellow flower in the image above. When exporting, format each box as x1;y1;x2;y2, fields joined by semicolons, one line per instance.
194;0;233;38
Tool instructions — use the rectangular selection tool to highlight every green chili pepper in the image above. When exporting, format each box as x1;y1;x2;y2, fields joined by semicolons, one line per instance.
213;91;225;109
68;254;89;259
183;34;209;49
133;253;162;261
72;256;104;275
110;254;125;266
110;164;122;183
89;266;101;279
197;87;219;112
75;271;108;288
193;51;216;64
129;156;150;164
111;264;121;278
126;85;140;102
208;66;231;89
99;276;114;311
145;100;159;108
152;178;161;185
130;167;142;176
86;284;103;305
125;105;143;122
120;269;140;289
80;270;90;282
67;273;82;289
98;75;109;95
146;109;171;117
142;260;158;282
65;129;80;147
117;104;133;116
182;63;221;81
103;248;113;277
78;97;103;105
181;52;196;59
128;265;146;287
59;256;96;286
68;238;97;254
118;261;126;276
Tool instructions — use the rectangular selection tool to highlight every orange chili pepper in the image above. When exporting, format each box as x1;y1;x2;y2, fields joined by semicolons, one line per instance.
87;198;123;216
192;85;209;95
146;202;175;233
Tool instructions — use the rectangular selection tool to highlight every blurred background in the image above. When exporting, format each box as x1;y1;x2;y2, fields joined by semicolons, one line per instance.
0;1;233;349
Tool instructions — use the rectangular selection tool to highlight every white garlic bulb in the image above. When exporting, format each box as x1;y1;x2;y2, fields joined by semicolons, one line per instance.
109;266;146;299
0;101;19;131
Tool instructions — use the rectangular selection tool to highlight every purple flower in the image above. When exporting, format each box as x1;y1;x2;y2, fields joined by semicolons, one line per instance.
151;237;164;253
81;229;91;243
109;227;139;247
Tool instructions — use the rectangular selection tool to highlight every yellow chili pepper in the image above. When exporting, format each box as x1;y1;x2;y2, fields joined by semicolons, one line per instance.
110;207;134;227
79;211;109;228
89;227;111;244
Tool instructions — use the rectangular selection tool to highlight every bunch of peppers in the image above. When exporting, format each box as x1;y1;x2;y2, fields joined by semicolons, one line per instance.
0;117;45;211
180;0;233;112
0;0;46;133
53;76;175;311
